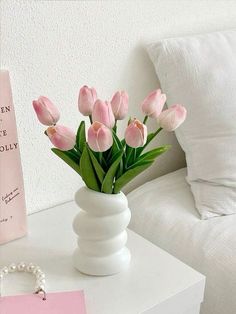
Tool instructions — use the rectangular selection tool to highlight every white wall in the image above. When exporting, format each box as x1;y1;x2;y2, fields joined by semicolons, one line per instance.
1;0;236;214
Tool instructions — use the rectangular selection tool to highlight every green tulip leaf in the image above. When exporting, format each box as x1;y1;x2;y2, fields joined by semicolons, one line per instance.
133;145;171;166
76;121;86;152
113;161;154;194
80;145;100;192
51;148;81;175
101;150;124;194
67;147;82;159
116;157;124;179
110;150;123;165
121;139;126;147
112;131;124;149
125;145;134;168
111;131;124;155
107;131;125;164
87;145;105;184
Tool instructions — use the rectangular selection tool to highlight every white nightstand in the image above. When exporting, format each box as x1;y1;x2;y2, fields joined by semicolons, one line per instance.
0;202;205;314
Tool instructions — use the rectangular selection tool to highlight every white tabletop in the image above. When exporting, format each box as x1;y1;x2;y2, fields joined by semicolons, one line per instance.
0;201;205;314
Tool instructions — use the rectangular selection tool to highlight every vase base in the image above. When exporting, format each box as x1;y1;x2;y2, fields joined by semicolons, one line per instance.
73;247;131;276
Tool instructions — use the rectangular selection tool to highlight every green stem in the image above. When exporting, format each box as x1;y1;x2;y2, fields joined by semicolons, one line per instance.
89;115;93;124
133;148;136;161
102;156;107;168
143;116;148;124
98;152;102;164
106;146;113;163
125;146;133;168
153;127;162;138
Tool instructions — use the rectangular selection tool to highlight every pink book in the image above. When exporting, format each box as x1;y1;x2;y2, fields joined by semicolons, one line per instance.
1;290;87;314
0;70;27;244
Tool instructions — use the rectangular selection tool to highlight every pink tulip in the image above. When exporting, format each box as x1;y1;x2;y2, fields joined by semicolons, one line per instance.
33;96;60;126
46;125;76;151
78;85;97;116
157;104;187;131
141;89;166;118
111;91;129;120
125;119;147;148
92;99;115;128
87;121;113;152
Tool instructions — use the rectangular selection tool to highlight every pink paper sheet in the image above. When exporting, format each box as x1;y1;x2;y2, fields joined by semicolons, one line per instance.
0;290;87;314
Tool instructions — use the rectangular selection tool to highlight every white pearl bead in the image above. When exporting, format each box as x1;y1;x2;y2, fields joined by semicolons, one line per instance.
27;263;36;273
33;267;42;275
17;262;26;272
37;278;46;285
8;263;17;273
37;274;45;281
1;263;46;293
2;267;9;274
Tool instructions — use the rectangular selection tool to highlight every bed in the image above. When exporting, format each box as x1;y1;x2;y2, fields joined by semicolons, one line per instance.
127;168;236;314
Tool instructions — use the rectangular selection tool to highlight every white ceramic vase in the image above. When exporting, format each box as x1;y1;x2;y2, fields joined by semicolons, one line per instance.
73;187;131;276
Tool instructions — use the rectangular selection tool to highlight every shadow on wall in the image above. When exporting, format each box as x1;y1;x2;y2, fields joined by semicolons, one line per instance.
118;44;161;110
118;45;186;194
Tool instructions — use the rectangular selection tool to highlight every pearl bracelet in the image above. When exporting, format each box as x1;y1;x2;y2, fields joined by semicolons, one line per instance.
0;262;46;300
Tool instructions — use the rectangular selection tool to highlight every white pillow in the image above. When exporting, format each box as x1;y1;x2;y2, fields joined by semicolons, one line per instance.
147;30;236;219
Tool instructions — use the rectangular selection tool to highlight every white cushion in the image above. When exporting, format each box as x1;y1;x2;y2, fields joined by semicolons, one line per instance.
147;30;236;219
127;168;236;314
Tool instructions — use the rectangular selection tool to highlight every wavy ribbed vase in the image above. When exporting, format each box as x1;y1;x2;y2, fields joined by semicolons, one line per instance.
73;187;131;276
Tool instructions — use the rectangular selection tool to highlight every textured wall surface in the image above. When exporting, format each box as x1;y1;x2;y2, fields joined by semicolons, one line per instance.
1;0;236;214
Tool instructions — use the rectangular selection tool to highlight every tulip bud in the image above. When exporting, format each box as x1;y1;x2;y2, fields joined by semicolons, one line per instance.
46;125;76;151
92;99;115;128
33;96;60;126
78;85;97;116
125;119;147;148
141;89;166;118
111;91;129;120
87;121;113;152
157;104;187;131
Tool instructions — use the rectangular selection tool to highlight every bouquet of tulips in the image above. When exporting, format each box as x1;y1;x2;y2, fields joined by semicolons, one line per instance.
33;86;186;194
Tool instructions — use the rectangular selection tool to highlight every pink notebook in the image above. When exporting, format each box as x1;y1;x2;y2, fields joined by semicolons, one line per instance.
0;290;87;314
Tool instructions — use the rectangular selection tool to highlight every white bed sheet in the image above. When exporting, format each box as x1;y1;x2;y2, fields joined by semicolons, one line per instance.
128;168;236;314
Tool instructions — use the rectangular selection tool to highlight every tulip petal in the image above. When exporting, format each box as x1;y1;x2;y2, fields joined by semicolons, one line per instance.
88;122;113;152
141;89;166;119
47;125;76;151
157;104;187;131
92;100;115;128
125;119;147;148
78;86;97;116
111;91;129;120
33;96;60;126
